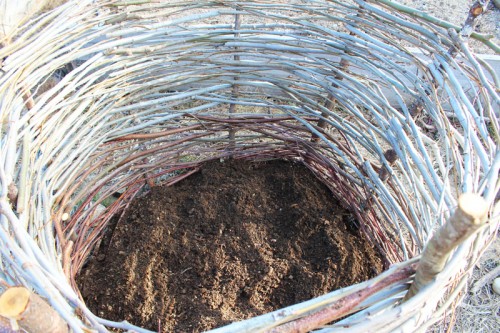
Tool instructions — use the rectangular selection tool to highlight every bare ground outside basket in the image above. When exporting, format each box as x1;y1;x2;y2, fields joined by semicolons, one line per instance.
0;0;498;333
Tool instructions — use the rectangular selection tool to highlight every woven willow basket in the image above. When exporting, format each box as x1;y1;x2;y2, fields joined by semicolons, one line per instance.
0;0;498;332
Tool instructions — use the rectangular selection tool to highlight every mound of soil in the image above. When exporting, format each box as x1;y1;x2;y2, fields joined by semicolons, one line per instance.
78;159;384;332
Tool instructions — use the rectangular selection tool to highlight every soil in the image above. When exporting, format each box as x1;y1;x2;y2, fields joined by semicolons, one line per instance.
78;159;384;332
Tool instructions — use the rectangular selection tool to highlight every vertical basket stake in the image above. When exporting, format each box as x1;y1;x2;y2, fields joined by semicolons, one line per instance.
228;13;241;155
311;8;362;142
403;193;489;301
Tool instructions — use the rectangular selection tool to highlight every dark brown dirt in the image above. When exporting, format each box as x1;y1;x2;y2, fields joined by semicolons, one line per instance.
78;159;384;332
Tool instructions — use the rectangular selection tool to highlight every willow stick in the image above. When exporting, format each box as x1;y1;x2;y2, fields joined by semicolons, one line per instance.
16;133;30;214
228;13;242;153
404;193;489;300
267;264;417;333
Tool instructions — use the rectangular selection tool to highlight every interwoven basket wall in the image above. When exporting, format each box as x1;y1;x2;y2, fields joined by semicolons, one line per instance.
0;0;498;332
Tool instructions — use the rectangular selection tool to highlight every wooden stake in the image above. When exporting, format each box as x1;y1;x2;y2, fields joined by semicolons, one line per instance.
403;193;489;300
0;287;69;333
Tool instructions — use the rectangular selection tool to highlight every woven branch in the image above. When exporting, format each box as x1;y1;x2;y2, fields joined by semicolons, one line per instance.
0;1;498;332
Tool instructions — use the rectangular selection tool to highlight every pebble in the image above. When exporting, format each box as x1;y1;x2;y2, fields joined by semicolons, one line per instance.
493;277;500;295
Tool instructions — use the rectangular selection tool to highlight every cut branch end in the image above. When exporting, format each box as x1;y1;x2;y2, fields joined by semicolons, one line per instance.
458;193;489;223
0;287;69;333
